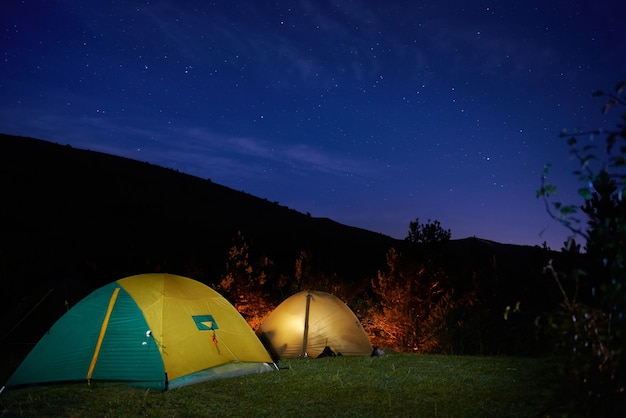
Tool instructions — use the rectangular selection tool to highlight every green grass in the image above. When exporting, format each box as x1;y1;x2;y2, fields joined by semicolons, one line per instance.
1;354;556;417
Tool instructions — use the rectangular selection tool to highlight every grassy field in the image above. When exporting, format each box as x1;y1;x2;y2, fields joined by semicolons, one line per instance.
0;353;557;417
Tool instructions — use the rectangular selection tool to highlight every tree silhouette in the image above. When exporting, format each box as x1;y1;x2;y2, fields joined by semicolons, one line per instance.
406;218;451;247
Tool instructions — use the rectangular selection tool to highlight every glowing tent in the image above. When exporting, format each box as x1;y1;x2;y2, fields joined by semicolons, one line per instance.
6;273;275;390
256;290;372;359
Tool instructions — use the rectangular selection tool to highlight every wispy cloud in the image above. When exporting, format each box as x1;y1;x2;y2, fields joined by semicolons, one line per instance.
168;126;377;179
0;103;377;183
131;1;388;84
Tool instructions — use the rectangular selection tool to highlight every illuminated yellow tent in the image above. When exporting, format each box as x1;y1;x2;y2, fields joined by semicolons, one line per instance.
6;274;275;390
256;290;372;359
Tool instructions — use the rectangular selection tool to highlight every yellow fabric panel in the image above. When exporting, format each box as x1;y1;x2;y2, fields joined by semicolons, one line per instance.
117;274;272;381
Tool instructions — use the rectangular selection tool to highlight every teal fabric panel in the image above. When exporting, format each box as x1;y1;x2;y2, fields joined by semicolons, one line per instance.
90;286;165;387
7;282;118;386
7;283;164;388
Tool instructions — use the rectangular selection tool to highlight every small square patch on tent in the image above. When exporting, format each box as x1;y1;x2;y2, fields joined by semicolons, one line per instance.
193;315;219;331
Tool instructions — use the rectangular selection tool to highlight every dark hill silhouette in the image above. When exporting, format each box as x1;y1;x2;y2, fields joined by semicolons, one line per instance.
0;133;398;310
0;133;564;321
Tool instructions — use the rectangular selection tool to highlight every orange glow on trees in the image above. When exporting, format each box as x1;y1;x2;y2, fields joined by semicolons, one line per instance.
363;218;455;353
217;231;276;330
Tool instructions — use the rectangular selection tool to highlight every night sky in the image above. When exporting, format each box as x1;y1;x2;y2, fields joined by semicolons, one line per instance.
2;1;624;249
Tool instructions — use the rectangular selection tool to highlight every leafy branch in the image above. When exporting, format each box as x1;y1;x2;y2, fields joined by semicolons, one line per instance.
538;80;626;243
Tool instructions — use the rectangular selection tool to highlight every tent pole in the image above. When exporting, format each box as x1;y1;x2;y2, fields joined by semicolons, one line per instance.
87;287;120;382
300;293;312;358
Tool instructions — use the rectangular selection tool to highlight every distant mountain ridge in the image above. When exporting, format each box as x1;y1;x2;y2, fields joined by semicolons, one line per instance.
0;134;551;289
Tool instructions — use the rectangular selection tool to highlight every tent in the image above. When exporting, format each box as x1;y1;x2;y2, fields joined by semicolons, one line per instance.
6;273;275;390
256;290;372;359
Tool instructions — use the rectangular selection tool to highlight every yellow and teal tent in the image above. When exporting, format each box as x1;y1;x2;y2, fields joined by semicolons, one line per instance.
256;290;372;359
6;273;275;390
